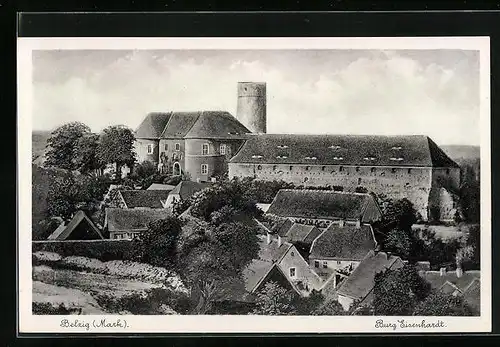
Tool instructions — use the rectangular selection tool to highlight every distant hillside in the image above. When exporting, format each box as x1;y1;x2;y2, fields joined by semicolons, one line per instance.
441;145;480;162
32;130;51;161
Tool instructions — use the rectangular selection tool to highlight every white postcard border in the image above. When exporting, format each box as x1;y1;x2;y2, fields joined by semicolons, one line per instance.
17;36;491;334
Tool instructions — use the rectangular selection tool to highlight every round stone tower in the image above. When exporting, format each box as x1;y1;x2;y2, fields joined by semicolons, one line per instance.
236;82;267;134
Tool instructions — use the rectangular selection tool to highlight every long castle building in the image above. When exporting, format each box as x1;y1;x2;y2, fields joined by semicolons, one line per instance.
134;82;460;222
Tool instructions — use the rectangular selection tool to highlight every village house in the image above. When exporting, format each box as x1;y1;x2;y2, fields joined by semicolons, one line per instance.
282;223;323;251
419;267;481;315
309;222;378;282
47;210;104;241
104;208;171;240
163;180;212;210
335;250;405;311
265;189;383;229
243;234;323;297
117;189;172;209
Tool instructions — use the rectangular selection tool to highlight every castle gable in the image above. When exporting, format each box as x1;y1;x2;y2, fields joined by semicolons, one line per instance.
184;111;250;139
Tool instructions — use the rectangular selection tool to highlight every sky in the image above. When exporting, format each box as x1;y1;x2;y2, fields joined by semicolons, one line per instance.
32;49;481;146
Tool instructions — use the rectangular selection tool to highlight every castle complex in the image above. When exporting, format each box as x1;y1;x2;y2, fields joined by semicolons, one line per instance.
134;82;461;222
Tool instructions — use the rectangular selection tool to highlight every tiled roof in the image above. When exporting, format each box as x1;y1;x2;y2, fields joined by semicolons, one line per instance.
285;223;322;244
105;208;171;232
184;111;250;139
47;211;104;240
419;270;480;293
266;189;376;221
271;219;294;237
170;181;212;200
229;134;459;168
160;112;200;139
310;224;376;260
462;278;480;314
134;112;172;139
243;259;274;293
119;190;171;209
256;235;293;263
337;251;404;300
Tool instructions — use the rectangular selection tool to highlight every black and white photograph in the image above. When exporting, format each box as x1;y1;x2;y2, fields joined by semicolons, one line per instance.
17;37;491;333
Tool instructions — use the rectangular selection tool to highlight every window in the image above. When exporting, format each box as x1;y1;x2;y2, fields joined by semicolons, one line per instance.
337;261;341;265
175;143;180;151
371;167;376;173
276;155;288;159
220;144;226;155
289;166;293;171
164;143;168;151
257;165;262;170
408;168;412;174
322;166;326;171
147;144;154;154
305;166;310;171
272;165;277;171
291;252;295;257
329;145;341;150
446;169;450;175
277;145;289;149
333;156;343;160
202;143;209;155
358;178;362;185
391;168;397;174
305;156;317;160
391;146;402;150
314;261;319;268
201;164;208;175
289;267;296;278
322;261;327;269
339;166;344;172
390;157;404;161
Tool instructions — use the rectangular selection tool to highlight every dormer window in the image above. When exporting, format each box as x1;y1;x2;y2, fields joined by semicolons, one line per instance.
363;156;376;161
333;157;344;160
305;156;317;160
390;157;404;161
391;146;402;150
277;145;289;149
276;155;288;159
227;132;239;135
329;145;342;150
251;155;263;159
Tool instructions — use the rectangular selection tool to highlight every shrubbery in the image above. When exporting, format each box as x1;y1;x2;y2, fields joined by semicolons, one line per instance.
32;240;137;261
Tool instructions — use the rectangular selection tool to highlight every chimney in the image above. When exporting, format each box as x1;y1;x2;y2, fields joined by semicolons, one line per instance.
440;267;447;276
266;233;271;245
456;265;463;278
355;218;361;229
277;235;282;247
339;219;345;227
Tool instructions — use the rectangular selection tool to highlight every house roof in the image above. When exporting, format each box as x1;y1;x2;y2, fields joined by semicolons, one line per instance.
147;183;177;191
310;224;377;260
119;190;171;209
184;111;250;139
160;112;200;139
337;251;404;300
243;259;275;293
134;112;172;139
271;219;294;237
229;134;459;168
285;223;322;244
266;189;377;221
105;208;171;232
462;278;481;313
170;181;212;200
47;211;104;240
419;270;481;293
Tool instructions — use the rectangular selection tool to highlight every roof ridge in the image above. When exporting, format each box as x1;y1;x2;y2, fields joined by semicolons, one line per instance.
159;111;174;138
182;111;203;139
278;188;370;196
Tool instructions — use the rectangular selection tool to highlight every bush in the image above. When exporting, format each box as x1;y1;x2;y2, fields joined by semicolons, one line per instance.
32;218;61;240
32;302;77;315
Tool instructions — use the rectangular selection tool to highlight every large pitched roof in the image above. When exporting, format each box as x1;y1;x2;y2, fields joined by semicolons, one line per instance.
134;112;172;139
229;134;459;168
47;211;104;240
337;251;404;300
184;111;250;139
119;190;171;209
266;189;377;221
160;112;200;139
270;219;294;237
105;208;171;232
146;183;177;191
285;223;322;244
419;270;480;293
170;181;212;200
310;224;377;260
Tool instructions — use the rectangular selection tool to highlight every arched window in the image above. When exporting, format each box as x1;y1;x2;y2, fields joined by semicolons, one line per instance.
408;168;412;174
339;166;344;172
257;165;262;170
305;166;310;171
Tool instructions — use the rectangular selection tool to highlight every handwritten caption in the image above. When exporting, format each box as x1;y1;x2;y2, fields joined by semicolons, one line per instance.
60;318;129;331
374;319;446;331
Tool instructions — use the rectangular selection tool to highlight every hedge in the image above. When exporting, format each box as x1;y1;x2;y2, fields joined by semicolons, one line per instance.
32;240;137;261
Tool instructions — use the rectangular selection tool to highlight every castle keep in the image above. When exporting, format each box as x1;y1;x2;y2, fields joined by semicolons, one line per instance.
134;82;460;222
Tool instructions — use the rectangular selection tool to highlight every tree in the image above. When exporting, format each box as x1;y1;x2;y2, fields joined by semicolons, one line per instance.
312;298;346;316
373;264;431;316
465;225;480;269
458;165;480;223
383;229;414;259
73;133;104;175
413;292;473;316
133;161;157;181
45;122;91;170
134;216;183;269
381;198;419;232
97;125;136;178
252;281;298;315
46;174;79;220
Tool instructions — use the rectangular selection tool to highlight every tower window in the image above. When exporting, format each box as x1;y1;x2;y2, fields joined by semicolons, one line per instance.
147;144;154;154
339;166;344;172
408;168;412;174
358;178;362;185
289;166;293;171
201;164;208;175
371;167;376;173
220;144;226;155
322;166;326;171
392;168;397;173
164;143;168;151
175;143;180;151
202;143;209;155
305;166;310;171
